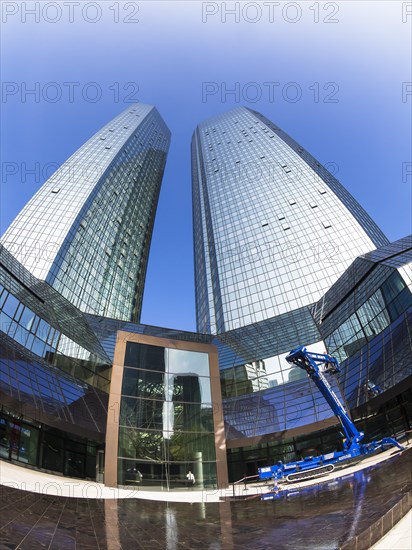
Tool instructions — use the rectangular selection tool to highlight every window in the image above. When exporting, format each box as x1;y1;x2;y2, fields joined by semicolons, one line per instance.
2;293;19;319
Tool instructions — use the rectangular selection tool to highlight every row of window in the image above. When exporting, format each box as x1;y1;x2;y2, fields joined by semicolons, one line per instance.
0;283;111;390
325;272;412;363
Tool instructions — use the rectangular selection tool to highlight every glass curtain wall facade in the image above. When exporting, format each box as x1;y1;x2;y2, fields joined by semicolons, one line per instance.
0;408;100;479
218;237;412;479
105;333;227;490
0;244;230;486
0;245;110;479
313;236;412;410
118;344;216;488
1;98;410;486
1;103;171;322
192;107;388;334
1;233;411;484
0;244;112;393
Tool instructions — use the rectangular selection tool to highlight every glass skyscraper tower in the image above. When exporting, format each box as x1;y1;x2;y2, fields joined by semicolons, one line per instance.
2;103;170;322
192;107;389;334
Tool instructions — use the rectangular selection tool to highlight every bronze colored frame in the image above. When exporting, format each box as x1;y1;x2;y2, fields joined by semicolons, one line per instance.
105;331;228;488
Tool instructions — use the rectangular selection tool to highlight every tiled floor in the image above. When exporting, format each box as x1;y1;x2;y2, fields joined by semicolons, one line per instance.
372;510;412;550
0;448;411;549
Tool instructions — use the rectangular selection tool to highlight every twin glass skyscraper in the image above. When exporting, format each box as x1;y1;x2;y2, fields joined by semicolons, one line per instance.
192;107;388;334
3;103;388;334
2;104;170;322
2;102;408;487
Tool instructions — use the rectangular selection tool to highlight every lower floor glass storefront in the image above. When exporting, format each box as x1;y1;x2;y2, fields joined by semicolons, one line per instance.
105;332;228;490
354;387;412;443
118;458;217;489
0;407;102;480
1;389;411;487
226;386;412;482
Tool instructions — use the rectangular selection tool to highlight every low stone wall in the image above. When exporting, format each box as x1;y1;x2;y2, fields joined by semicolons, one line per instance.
340;489;412;550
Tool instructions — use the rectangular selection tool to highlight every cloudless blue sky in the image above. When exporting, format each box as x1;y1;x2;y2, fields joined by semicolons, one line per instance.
1;1;411;331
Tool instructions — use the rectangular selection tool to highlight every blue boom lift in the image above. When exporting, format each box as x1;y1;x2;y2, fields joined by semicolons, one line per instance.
258;346;404;483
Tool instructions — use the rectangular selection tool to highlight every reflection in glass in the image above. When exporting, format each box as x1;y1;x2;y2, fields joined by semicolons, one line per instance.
119;343;217;489
166;348;209;376
18;426;39;465
220;341;325;398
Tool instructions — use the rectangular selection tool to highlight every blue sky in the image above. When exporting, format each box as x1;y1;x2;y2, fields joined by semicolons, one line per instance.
1;1;411;331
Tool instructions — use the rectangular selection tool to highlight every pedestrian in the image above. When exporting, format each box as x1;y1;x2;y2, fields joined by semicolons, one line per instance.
186;470;195;487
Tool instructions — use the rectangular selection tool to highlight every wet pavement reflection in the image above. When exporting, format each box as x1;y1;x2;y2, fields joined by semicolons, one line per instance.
0;448;411;549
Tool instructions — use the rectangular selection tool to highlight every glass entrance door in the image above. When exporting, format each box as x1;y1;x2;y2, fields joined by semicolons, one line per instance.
96;449;104;482
0;416;11;460
9;421;21;461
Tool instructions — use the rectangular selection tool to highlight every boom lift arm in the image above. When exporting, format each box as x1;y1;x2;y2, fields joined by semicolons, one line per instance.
285;346;363;452
258;345;404;485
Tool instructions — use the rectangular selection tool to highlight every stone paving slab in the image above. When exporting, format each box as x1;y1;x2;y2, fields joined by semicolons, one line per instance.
0;447;410;549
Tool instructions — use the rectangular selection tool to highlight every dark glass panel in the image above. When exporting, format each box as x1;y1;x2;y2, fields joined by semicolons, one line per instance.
64;450;85;478
199;461;217;488
171;375;202;403
65;438;86;454
18;424;39;465
124;342;165;372
122;367;165;399
41;431;64;473
168;432;216;462
118;458;146;486
118;427;164;461
120;397;164;430
172;402;214;432
8;421;21;460
0;416;10;460
85;443;98;479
